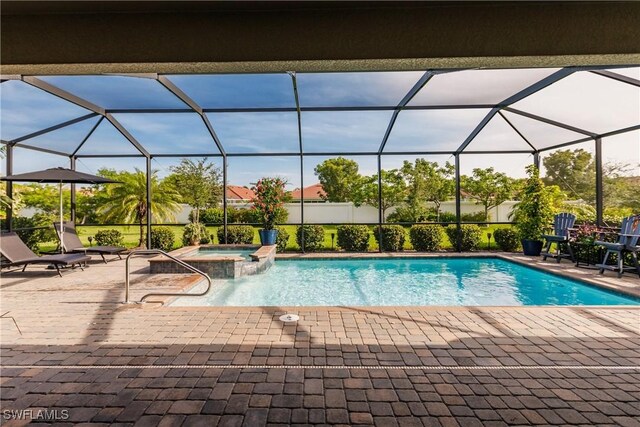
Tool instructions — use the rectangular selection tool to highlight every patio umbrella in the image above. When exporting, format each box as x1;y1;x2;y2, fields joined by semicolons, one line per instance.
1;167;119;252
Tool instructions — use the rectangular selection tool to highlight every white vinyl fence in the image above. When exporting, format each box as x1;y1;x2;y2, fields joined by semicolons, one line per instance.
170;200;519;224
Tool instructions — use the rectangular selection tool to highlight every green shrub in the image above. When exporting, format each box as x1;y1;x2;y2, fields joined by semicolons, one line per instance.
445;224;482;251
336;225;370;251
437;212;457;223
192;208;223;224
603;207;634;226
409;225;444;251
94;229;124;247
150;226;175;252
182;222;208;246
274;226;289;252
296;225;325;251
461;211;486;222
217;225;254;244
375;225;405;252
493;228;520;252
387;205;430;223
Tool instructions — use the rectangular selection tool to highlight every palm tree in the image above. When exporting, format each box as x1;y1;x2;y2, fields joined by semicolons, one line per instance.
99;168;180;247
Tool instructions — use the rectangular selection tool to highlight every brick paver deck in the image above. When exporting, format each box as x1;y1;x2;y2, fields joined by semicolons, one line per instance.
1;253;638;425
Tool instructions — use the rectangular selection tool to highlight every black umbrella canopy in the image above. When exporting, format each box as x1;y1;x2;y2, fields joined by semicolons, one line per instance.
1;167;119;184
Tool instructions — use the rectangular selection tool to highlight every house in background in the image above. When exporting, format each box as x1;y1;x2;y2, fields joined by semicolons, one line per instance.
290;183;327;203
225;185;255;205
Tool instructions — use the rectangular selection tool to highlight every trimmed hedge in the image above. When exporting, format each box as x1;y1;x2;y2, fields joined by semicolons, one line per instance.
461;211;487;222
445;224;482;251
182;222;208;246
409;225;444;251
296;225;324;251
375;225;405;252
192;208;223;224
150;226;175;252
274;226;289;252
217;225;255;244
336;225;370;252
94;229;124;247
493;228;520;252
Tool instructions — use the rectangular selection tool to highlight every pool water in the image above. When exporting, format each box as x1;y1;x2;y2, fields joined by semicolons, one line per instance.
173;258;640;307
194;249;254;259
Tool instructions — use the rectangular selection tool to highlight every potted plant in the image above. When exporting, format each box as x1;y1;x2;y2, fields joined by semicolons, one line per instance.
511;165;554;256
251;177;289;246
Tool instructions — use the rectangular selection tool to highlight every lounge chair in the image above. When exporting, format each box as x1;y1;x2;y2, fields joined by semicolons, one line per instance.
0;231;90;277
54;221;126;263
595;215;640;277
541;212;576;263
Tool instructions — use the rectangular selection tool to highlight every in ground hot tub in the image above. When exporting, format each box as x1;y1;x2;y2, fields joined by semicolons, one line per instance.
149;244;276;278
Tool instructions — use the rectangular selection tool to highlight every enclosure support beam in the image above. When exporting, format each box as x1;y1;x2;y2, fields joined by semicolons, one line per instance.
70;156;76;223
146;156;152;248
378;71;435;154
377;154;383;252
71;116;104;157
5;145;13;231
590;70;640;88
289;72;305;252
454;153;461;252
533;152;540;170
21;76;149;157
11;113;98;146
536;124;640;153
502;107;597;137
222;157;228;243
595;137;604;226
456;67;578;153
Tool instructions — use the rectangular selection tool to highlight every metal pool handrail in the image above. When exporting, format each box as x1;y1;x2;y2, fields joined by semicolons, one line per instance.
124;249;212;304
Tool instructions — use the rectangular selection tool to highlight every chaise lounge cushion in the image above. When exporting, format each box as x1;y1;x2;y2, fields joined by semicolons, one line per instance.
0;231;90;267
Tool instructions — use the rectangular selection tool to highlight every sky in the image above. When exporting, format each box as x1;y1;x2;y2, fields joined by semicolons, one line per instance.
1;68;638;187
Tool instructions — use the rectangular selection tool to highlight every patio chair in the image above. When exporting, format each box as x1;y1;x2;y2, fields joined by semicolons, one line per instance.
595;214;640;278
0;231;90;277
54;221;126;263
541;212;576;263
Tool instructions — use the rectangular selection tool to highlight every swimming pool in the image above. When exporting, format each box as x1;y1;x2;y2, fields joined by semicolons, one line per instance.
173;257;640;307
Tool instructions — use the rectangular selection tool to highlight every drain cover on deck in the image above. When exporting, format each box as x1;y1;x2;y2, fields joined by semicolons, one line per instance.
279;314;300;322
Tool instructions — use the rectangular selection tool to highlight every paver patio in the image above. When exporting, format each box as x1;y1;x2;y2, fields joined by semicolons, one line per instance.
1;253;638;426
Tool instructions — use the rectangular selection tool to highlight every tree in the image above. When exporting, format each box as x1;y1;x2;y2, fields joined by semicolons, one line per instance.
542;149;596;203
98;169;181;247
314;157;362;202
401;159;455;222
166;158;222;224
462;167;514;221
511;165;554;241
602;162;639;210
356;169;406;221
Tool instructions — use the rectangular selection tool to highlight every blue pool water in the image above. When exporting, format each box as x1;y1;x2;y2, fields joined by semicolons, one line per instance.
194;249;253;259
173;258;639;307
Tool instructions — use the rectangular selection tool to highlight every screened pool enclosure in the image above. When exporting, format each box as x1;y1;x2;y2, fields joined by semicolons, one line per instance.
1;67;639;250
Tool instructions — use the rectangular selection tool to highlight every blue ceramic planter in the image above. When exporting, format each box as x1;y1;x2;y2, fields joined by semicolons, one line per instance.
259;229;278;246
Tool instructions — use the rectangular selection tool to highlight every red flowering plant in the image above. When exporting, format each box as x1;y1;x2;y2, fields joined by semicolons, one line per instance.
251;177;290;230
570;223;618;245
570;223;600;245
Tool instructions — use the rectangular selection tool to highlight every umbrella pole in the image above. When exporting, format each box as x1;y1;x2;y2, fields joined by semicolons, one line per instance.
60;182;64;253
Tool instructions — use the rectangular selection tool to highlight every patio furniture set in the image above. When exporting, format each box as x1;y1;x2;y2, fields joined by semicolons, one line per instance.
1;221;126;277
541;213;640;278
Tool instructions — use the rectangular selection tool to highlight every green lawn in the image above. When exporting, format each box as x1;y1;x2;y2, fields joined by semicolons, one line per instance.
38;223;512;252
